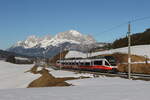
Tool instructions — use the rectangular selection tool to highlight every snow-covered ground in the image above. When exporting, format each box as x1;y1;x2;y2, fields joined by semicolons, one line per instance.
0;76;149;100
50;69;93;78
0;60;150;100
65;45;150;58
0;61;40;89
15;57;30;61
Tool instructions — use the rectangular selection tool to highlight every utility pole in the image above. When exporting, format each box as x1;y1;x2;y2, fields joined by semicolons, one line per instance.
42;49;46;67
86;45;89;58
128;21;131;79
59;46;62;70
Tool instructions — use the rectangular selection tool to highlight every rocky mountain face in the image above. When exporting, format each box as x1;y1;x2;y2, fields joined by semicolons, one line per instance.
8;30;107;58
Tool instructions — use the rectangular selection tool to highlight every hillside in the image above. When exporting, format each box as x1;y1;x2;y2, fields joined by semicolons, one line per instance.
65;45;150;59
0;49;34;59
49;50;69;64
0;49;18;59
0;49;34;64
112;28;150;48
65;45;150;74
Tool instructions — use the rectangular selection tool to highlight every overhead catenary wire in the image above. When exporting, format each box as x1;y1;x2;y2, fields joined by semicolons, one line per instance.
99;22;128;35
131;16;150;23
99;16;150;35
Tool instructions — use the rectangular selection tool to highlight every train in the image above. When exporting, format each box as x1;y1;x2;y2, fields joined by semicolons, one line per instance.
56;56;118;73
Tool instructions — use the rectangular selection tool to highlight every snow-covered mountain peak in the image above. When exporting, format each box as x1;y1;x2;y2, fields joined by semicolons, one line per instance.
15;41;23;47
68;30;82;37
26;35;39;42
22;35;39;48
10;30;96;49
42;35;52;40
7;30;109;58
55;30;82;39
54;30;95;44
12;35;39;48
39;35;52;41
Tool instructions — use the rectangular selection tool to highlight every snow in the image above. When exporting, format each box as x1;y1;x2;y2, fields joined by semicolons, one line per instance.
66;45;150;58
65;51;86;58
0;61;40;89
49;68;93;78
0;61;150;100
46;38;80;47
15;57;30;61
92;45;150;58
11;30;96;48
67;30;82;37
0;76;149;100
24;35;39;48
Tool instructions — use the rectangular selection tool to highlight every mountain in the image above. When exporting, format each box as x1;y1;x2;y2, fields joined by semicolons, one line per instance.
0;49;33;61
0;50;15;60
7;30;107;58
12;35;52;49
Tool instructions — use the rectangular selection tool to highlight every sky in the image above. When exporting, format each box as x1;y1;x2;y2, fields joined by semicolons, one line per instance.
0;0;150;49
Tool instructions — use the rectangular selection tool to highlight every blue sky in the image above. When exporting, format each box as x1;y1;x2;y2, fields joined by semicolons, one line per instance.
0;0;150;49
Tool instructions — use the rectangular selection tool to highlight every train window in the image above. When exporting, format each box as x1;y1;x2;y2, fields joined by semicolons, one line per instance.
94;61;102;65
72;62;75;65
85;62;90;66
75;62;79;65
105;61;110;66
80;62;84;65
105;56;116;63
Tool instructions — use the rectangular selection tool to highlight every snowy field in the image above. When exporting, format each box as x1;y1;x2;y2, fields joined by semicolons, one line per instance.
66;45;150;58
0;60;150;100
0;76;149;100
50;69;93;78
0;61;40;89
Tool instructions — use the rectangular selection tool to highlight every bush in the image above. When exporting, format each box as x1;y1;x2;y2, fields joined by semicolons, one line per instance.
6;55;16;63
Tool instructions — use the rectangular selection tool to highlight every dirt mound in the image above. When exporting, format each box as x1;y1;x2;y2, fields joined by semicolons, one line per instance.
102;53;150;74
27;66;79;88
118;64;150;74
103;53;147;63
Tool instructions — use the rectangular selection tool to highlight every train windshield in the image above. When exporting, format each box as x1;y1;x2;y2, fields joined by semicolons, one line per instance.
104;56;117;66
105;61;110;66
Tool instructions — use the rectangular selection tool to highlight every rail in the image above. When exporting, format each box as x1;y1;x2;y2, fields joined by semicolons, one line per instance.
48;65;150;81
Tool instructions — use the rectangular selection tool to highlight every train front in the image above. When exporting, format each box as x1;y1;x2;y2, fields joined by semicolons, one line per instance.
104;56;118;73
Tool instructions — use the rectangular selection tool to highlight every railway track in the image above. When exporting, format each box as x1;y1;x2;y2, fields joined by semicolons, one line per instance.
75;70;150;80
126;73;150;80
81;71;150;80
49;66;150;81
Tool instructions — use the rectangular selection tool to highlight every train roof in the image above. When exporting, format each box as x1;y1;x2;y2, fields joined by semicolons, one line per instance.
58;58;107;62
61;55;115;60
